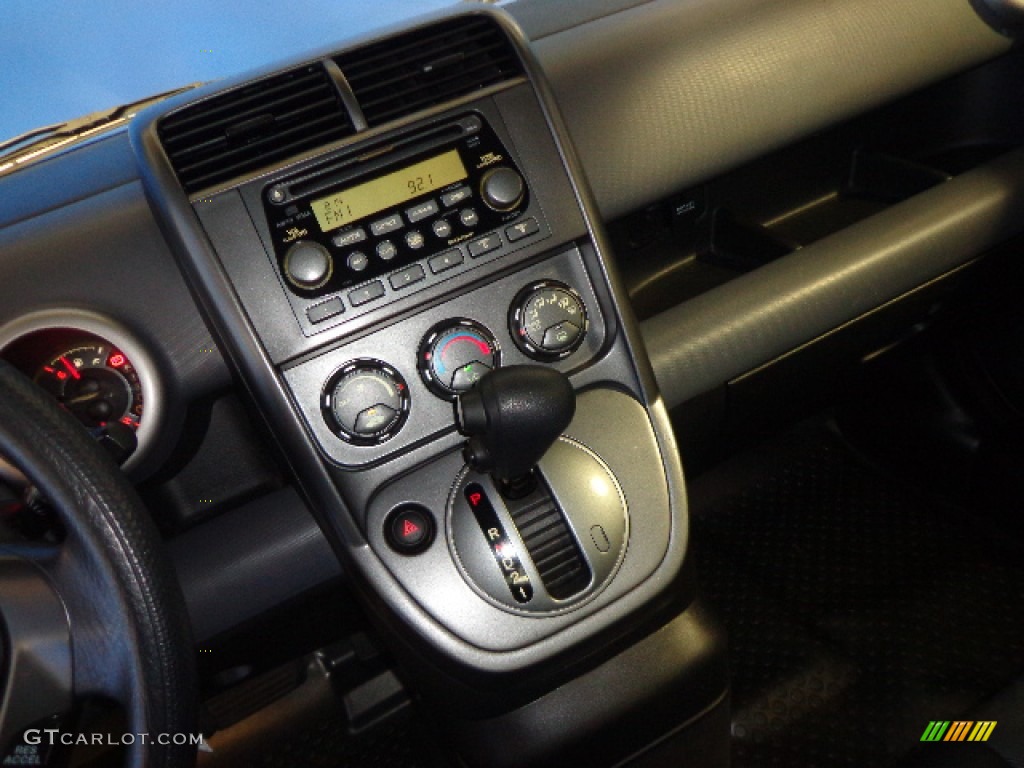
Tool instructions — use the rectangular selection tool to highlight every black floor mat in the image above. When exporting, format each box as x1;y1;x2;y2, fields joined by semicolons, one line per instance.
689;420;1024;767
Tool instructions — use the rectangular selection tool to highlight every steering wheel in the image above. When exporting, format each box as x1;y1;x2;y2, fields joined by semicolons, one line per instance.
0;361;197;767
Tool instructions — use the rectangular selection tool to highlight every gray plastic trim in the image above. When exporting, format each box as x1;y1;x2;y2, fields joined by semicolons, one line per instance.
534;0;1012;219
643;147;1024;409
169;486;342;643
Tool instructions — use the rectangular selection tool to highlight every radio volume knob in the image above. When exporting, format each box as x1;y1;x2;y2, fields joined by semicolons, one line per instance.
480;167;525;212
283;241;333;290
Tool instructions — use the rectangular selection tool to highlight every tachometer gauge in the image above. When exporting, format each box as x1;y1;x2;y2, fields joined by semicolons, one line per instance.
35;343;144;431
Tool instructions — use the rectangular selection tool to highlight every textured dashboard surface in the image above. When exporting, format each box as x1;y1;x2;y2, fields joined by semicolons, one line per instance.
643;148;1024;408
535;0;1011;219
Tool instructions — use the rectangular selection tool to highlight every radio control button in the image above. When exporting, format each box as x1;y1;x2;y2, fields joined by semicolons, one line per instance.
441;186;472;208
376;241;398;261
505;217;540;243
460;208;479;228
481;167;525;212
370;214;403;237
389;264;426;291
468;233;502;259
429;249;463;274
405;230;425;250
332;228;367;248
307;297;344;324
284;241;333;290
406;199;439;223
432;219;452;239
349;281;386;307
347;251;369;272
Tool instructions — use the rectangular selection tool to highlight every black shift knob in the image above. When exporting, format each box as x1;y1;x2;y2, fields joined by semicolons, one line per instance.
455;366;575;483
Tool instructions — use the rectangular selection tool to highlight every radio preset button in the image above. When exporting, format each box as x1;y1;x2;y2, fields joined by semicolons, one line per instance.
429;249;463;274
406;199;439;223
441;186;472;208
349;281;386;307
332;228;367;248
405;231;425;250
432;219;452;239
306;297;344;324
376;241;398;261
460;208;479;228
468;233;502;259
348;252;369;272
505;217;540;243
283;241;333;290
389;264;426;291
370;214;403;237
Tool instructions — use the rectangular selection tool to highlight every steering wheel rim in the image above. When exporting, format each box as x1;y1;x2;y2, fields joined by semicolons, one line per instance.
0;360;197;767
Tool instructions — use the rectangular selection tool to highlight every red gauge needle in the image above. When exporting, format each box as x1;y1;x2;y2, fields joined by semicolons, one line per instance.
59;356;81;380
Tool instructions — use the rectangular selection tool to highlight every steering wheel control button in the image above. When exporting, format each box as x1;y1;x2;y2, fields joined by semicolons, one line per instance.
323;360;410;445
307;297;344;324
405;199;438;223
347;251;369;272
429;249;464;274
441;186;472;208
480;167;525;212
468;233;501;259
348;281;386;307
510;281;588;361
419;319;500;400
432;219;453;239
376;240;398;261
459;208;479;228
283;241;333;290
389;264;425;291
370;214;403;237
405;230;426;250
385;505;435;555
505;217;540;242
465;483;533;604
332;228;367;248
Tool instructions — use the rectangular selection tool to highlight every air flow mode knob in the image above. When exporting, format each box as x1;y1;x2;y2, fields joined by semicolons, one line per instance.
480;167;525;212
509;281;588;361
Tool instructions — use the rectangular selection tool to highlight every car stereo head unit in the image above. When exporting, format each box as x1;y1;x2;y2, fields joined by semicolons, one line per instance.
262;114;531;300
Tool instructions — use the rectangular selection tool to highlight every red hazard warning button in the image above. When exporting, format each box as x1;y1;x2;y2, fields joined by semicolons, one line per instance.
385;505;435;555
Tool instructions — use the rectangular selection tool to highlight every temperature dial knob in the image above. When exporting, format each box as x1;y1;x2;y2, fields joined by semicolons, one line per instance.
323;360;410;445
480;167;525;212
419;320;500;400
509;281;588;361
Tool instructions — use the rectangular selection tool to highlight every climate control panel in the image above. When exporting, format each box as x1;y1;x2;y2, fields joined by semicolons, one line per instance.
281;248;603;465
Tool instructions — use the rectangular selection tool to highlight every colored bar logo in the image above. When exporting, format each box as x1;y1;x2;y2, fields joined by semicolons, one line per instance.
920;721;997;742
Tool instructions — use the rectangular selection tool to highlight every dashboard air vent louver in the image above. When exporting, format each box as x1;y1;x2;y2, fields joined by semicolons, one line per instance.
335;16;523;128
158;64;354;194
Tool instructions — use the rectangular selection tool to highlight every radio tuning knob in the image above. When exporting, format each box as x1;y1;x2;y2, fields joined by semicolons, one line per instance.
283;240;333;290
480;167;525;212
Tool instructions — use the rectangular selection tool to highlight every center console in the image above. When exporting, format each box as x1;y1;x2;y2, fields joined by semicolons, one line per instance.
133;8;729;766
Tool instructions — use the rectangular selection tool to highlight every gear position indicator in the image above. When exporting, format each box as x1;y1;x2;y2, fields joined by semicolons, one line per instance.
464;483;533;604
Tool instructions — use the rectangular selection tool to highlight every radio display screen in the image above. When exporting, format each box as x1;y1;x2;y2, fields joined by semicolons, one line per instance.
310;150;468;233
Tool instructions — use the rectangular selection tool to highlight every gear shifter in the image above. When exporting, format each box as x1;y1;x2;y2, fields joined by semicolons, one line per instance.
455;366;575;496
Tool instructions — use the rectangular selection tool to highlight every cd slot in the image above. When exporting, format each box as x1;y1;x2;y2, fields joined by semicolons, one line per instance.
286;120;473;200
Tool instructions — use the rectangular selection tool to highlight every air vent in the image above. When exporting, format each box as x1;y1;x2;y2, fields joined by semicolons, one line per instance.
335;16;523;128
159;64;354;194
